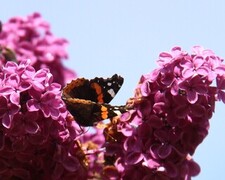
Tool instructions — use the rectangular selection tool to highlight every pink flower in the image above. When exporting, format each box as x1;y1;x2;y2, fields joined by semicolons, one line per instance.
0;96;20;128
157;46;186;67
206;56;225;81
21;66;47;91
0;60;87;179
0;74;30;105
102;46;225;179
0;12;76;85
181;55;209;78
173;95;206;120
11;112;40;135
216;75;225;103
179;76;208;104
27;90;63;120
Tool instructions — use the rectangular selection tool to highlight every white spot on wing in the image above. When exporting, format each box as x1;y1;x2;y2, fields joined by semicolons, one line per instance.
108;89;115;97
113;110;121;115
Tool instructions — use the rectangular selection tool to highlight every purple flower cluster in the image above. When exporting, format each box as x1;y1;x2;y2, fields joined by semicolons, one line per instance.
0;60;87;179
103;46;225;179
79;128;106;178
0;13;75;86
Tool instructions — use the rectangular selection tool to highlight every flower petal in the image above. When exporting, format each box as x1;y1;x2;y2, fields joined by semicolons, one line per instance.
26;99;40;111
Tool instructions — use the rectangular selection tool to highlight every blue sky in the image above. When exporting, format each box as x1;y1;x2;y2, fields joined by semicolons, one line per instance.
1;1;225;179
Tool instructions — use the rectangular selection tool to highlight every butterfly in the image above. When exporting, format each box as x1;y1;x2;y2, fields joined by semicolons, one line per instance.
62;74;128;126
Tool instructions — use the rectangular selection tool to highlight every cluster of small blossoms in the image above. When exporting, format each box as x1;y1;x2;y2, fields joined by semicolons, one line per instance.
79;128;106;178
0;60;87;179
0;13;75;86
103;46;225;179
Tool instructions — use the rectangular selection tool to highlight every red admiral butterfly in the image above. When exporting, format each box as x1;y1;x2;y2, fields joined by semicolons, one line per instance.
62;74;127;126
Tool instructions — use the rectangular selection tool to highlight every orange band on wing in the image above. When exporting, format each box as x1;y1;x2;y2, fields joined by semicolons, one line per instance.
101;106;108;119
91;82;104;103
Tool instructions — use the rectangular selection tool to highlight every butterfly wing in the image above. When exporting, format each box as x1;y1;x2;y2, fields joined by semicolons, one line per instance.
89;74;124;103
63;97;127;126
62;74;124;103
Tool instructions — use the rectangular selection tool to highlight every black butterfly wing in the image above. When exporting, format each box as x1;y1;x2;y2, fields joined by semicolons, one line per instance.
63;74;124;104
63;97;127;126
89;74;124;103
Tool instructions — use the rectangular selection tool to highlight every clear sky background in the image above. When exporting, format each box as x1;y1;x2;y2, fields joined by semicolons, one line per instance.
1;1;225;179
